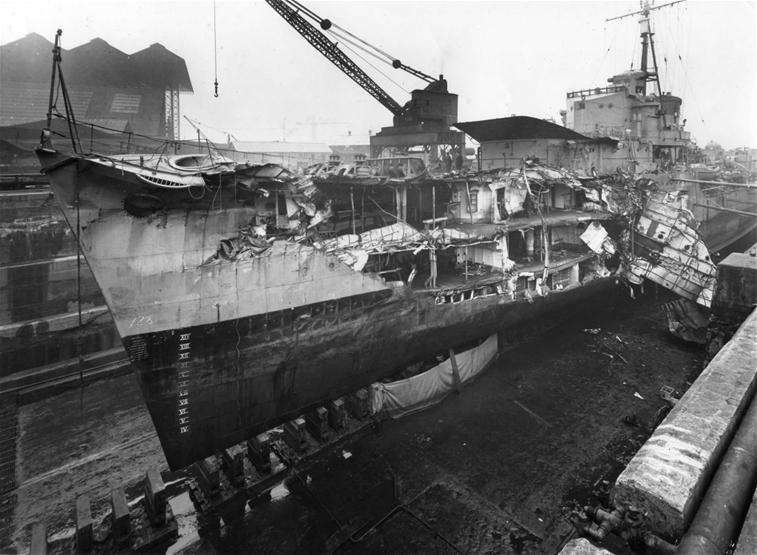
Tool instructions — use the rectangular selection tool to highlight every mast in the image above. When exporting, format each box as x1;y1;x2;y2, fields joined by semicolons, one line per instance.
606;0;685;120
607;0;685;95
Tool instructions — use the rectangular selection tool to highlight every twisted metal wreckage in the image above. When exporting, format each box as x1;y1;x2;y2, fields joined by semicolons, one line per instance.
38;134;717;467
201;158;716;310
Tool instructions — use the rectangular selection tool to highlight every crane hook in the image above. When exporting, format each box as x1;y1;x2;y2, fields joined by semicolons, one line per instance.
214;80;219;98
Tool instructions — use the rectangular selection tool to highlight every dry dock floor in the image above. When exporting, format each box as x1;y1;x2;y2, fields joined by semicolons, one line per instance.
0;291;705;554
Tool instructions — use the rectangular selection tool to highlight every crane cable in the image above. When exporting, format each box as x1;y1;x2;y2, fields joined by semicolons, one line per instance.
325;28;410;94
327;20;396;66
326;25;395;68
213;0;219;97
282;0;411;92
286;0;402;69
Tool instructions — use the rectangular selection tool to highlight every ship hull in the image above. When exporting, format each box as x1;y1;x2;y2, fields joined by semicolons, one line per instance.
38;148;619;469
126;276;615;469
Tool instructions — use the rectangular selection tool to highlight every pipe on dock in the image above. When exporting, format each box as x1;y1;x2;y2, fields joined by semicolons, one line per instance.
644;532;677;555
675;391;757;554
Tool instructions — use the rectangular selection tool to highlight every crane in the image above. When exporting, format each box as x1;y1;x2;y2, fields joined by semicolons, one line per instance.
264;0;458;134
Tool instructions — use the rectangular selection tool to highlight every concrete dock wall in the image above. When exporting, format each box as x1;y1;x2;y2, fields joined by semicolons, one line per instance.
611;308;757;538
0;189;117;376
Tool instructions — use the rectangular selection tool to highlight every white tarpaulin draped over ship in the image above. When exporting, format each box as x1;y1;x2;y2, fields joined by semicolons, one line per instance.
370;334;498;419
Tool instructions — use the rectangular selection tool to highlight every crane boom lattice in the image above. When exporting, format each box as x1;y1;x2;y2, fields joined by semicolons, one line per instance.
265;0;403;116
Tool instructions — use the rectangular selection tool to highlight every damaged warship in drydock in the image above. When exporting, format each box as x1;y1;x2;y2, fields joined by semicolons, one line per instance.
39;142;716;469
37;37;716;470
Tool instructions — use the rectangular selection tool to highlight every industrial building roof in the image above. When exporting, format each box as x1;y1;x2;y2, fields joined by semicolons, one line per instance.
0;33;193;92
454;116;591;142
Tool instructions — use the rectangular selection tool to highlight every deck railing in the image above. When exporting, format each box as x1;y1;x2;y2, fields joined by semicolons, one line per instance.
566;85;626;99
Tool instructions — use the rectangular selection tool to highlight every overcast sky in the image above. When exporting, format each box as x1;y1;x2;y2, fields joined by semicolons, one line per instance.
3;0;756;149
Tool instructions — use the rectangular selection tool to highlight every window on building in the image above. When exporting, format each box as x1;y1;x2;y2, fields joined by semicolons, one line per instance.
110;93;141;114
469;189;478;213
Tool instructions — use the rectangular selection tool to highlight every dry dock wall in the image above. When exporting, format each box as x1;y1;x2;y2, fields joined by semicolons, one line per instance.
735;488;757;555
0;190;118;375
611;308;757;538
712;251;757;324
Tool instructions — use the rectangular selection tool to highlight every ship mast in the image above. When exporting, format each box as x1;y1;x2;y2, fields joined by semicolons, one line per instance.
607;0;685;103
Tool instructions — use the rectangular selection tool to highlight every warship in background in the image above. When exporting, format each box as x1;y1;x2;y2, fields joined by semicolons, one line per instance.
32;0;750;470
559;0;757;253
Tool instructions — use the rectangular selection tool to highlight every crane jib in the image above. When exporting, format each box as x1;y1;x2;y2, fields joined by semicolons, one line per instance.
266;0;407;117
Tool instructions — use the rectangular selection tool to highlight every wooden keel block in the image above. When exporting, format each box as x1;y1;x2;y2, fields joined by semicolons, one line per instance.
348;388;370;419
284;417;307;452
328;398;347;431
29;522;47;555
194;457;221;497
110;486;130;544
222;445;246;487
144;467;167;526
305;407;329;440
247;433;272;473
75;495;93;553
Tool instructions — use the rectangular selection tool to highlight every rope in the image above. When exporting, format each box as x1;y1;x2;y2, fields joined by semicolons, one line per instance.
664;7;710;134
213;0;219;97
75;180;84;388
593;20;619;87
366;194;410;225
48;113;306;160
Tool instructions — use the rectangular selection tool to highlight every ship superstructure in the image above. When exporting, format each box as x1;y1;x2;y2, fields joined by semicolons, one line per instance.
563;0;690;172
560;0;756;252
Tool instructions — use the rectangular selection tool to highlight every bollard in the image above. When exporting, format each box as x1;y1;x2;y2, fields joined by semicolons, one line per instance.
328;398;347;431
29;522;47;555
75;495;93;553
284;417;307;452
222;445;246;487
144;467;167;526
347;388;370;419
247;433;272;473
110;486;130;545
305;407;329;440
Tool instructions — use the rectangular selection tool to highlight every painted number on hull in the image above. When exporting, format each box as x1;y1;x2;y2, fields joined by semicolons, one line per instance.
177;332;191;434
129;315;153;329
